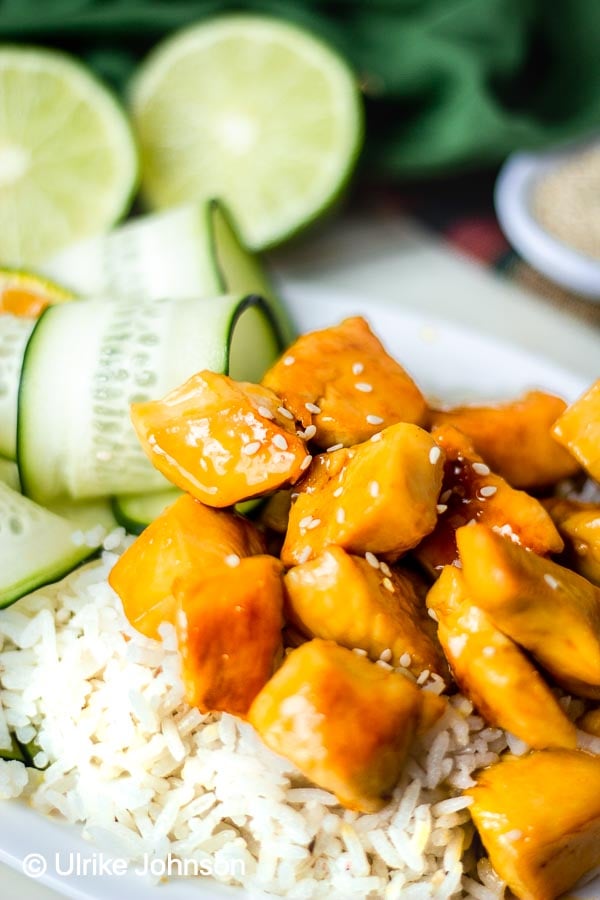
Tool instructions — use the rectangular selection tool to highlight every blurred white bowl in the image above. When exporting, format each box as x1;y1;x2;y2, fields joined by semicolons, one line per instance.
495;139;600;300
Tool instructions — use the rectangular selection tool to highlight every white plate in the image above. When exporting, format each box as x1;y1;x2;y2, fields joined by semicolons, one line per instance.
1;285;599;900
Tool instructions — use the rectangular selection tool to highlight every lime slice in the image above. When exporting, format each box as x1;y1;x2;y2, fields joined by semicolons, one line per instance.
0;268;74;317
0;47;138;266
129;16;363;249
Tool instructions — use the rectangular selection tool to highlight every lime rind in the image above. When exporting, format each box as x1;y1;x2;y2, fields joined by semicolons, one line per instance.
128;15;364;250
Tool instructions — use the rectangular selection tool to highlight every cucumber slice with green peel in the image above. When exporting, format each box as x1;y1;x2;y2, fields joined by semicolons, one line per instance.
113;488;182;534
42;198;295;342
0;482;100;608
113;488;263;534
0;458;20;492
47;498;119;534
18;293;282;504
0;315;35;459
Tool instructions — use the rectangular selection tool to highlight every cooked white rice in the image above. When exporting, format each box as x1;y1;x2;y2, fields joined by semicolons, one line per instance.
0;534;509;898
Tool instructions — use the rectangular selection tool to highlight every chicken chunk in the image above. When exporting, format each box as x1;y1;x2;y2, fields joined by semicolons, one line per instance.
415;425;563;575
552;379;600;482
284;546;448;680
175;555;284;715
429;391;580;488
457;523;600;698
467;749;600;900
109;493;265;639
131;371;311;507
261;316;427;449
427;566;576;749
544;497;600;586
281;422;444;566
248;639;446;812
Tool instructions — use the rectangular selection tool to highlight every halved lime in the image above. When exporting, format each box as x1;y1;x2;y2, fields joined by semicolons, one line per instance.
0;47;138;267
0;268;74;317
129;16;363;249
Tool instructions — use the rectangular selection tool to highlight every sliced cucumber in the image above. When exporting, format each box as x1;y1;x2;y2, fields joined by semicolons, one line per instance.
47;498;119;533
0;734;27;764
0;482;99;608
0;314;35;459
0;458;20;492
113;488;181;534
113;489;263;534
18;293;282;504
41;199;295;342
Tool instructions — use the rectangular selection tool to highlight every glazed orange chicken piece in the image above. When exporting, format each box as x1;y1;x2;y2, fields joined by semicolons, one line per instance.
281;422;444;566
429;391;580;489
544;497;600;586
415;426;563;575
248;639;446;813
131;371;311;507
284;546;448;680
552;379;600;482
427;566;576;749
458;523;600;699
467;750;600;900
175;555;284;716
109;493;266;639
261;316;427;449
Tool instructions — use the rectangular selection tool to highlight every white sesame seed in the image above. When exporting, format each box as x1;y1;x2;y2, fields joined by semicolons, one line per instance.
297;546;312;564
257;405;274;419
300;455;312;471
369;480;380;498
321;415;334;422
327;443;344;452
472;462;491;476
272;433;288;451
428;608;439;622
352;362;364;375
224;554;241;567
352;647;368;656
336;508;346;524
380;562;392;577
376;659;393;671
290;492;299;500
355;382;373;393
429;446;441;465
299;516;314;529
379;648;393;662
436;504;448;514
366;414;384;425
283;355;295;366
332;486;343;497
277;405;294;419
452;558;463;568
308;518;321;530
305;402;321;414
370;431;383;442
365;551;379;568
382;577;395;593
544;573;560;590
417;669;430;685
479;485;497;498
399;652;412;668
302;424;317;440
242;440;261;456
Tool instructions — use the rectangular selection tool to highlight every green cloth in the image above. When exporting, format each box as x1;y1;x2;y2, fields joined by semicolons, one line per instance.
1;0;599;177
